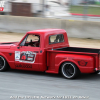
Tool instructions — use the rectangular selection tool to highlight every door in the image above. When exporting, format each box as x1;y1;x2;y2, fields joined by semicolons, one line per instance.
15;34;40;71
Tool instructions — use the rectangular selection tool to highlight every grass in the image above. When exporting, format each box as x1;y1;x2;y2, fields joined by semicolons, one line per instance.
70;6;100;15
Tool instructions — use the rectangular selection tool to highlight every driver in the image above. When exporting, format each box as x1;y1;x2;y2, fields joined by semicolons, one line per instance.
28;35;40;47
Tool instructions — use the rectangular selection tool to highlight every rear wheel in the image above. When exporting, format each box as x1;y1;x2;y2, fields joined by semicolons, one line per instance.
0;56;8;71
61;62;80;79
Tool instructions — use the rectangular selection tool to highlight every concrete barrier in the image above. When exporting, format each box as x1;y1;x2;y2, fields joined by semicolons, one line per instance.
0;15;100;39
62;20;100;39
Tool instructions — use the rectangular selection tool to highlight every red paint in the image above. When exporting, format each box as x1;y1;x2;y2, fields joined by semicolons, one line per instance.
0;29;99;75
0;7;4;11
71;13;100;17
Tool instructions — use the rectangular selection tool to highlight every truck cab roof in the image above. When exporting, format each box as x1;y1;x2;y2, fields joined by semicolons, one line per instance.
26;29;69;49
27;29;66;35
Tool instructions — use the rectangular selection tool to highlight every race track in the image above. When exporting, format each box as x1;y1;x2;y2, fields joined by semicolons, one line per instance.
0;69;100;100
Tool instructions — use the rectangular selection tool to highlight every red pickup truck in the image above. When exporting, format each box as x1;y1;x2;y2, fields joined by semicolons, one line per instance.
0;29;100;79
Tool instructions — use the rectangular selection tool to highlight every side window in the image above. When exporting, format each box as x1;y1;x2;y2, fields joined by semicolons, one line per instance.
26;35;39;42
20;34;40;47
49;34;64;44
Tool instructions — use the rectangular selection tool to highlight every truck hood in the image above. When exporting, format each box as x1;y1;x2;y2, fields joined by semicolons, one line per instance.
0;42;18;49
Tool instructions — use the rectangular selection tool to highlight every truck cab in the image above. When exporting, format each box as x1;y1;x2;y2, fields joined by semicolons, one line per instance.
15;29;69;72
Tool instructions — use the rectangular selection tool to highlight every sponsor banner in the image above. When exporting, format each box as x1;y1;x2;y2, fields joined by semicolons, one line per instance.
15;51;36;63
0;1;5;11
0;7;4;11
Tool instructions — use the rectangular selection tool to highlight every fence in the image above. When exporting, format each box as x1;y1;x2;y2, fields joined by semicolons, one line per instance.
70;5;100;16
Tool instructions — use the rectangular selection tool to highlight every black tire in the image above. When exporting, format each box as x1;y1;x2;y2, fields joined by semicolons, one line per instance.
0;56;8;71
61;62;80;79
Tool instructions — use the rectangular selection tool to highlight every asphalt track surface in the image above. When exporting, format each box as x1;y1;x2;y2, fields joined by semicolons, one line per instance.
0;69;100;100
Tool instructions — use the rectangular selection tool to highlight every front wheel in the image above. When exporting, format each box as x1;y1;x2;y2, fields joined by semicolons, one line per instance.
61;62;80;79
0;56;8;71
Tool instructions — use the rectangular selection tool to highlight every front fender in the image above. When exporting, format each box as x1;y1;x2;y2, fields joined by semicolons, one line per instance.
0;52;15;69
0;52;9;62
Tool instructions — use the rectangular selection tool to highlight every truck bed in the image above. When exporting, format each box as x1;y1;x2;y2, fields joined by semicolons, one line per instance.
55;47;100;54
46;47;100;74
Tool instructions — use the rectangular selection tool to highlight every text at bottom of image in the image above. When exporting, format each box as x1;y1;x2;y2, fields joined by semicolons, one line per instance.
10;96;89;99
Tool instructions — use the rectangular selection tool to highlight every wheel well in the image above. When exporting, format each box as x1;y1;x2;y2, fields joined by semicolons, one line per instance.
0;55;10;67
59;61;80;74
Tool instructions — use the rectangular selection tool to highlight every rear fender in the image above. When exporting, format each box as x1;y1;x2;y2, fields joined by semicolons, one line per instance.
55;54;94;73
